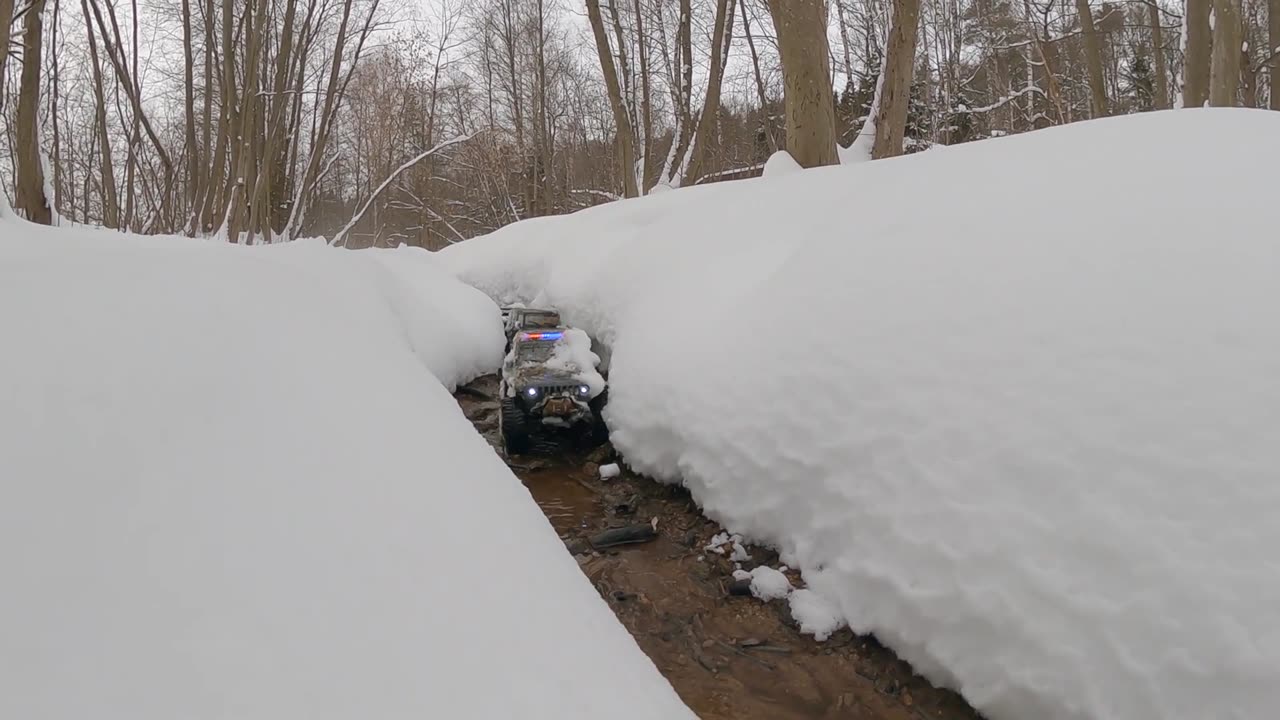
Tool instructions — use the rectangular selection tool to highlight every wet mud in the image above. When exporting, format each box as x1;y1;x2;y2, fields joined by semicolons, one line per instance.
456;374;984;720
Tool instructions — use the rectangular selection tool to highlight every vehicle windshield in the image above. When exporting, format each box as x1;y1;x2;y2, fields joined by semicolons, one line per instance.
521;312;560;327
514;340;557;363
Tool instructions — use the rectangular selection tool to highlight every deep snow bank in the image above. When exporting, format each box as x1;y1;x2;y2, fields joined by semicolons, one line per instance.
0;223;694;719
440;109;1280;720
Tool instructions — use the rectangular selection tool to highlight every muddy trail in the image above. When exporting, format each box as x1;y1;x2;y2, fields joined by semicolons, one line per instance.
455;374;984;720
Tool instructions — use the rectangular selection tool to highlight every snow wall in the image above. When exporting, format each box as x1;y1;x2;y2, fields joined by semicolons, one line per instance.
439;109;1280;720
0;223;696;719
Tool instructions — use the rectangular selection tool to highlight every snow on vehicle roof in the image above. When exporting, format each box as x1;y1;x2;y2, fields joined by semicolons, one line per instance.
505;327;605;396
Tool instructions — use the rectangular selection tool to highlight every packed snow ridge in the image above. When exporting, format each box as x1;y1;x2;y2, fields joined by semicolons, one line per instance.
439;109;1280;720
0;222;695;719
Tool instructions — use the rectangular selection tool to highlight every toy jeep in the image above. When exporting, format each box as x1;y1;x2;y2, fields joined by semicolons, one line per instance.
498;328;607;454
502;307;561;352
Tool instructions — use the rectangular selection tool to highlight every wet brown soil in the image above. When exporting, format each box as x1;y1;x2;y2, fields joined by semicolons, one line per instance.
455;375;984;720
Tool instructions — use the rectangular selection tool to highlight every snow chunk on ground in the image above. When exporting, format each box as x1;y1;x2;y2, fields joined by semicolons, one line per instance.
762;150;802;178
746;567;793;601
600;462;622;479
439;110;1280;720
0;222;693;720
789;590;846;641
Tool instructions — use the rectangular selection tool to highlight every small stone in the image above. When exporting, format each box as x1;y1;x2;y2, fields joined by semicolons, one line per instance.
701;639;715;649
739;637;763;647
902;691;914;707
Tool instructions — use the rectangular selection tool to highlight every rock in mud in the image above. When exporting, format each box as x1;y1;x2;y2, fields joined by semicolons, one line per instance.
589;524;658;549
727;578;754;597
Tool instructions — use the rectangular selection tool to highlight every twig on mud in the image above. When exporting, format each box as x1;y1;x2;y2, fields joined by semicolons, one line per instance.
746;644;793;654
851;667;878;684
715;639;776;670
454;386;493;400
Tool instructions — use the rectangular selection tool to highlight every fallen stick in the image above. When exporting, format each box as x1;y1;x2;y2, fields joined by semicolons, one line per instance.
590;522;658;549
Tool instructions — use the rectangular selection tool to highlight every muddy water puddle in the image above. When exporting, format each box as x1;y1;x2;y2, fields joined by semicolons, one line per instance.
455;375;983;720
523;470;597;534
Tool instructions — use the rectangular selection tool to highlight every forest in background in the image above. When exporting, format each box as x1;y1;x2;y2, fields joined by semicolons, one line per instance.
0;0;1275;248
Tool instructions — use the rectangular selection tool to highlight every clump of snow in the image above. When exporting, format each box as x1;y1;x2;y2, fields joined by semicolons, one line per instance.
599;462;622;479
544;326;606;397
728;540;752;563
439;110;1280;720
745;566;792;601
0;221;693;719
705;531;731;555
762;150;802;178
789;590;846;641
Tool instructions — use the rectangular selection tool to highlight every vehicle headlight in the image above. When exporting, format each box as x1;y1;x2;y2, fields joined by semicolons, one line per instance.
578;385;591;396
525;387;540;398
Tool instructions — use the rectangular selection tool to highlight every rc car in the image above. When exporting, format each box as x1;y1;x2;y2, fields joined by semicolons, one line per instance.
498;327;607;454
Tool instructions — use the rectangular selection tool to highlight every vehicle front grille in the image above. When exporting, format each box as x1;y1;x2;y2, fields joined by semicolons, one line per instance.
537;384;578;396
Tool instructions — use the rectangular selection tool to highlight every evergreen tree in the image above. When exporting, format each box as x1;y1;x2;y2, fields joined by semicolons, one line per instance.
1129;52;1155;112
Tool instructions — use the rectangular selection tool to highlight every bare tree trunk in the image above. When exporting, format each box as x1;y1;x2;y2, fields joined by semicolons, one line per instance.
202;0;236;230
182;0;198;216
534;0;551;214
1181;0;1212;107
740;0;776;152
1209;0;1242;106
833;0;856;81
1271;0;1280;109
1149;3;1170;109
50;0;61;214
126;0;140;228
586;0;639;197
0;0;14;99
283;0;379;239
226;0;268;242
684;0;732;184
1025;0;1065;123
1242;46;1258;106
768;0;839;167
1075;0;1110;116
80;0;117;227
849;0;921;160
633;0;654;192
15;0;52;224
605;0;637;196
85;0;174;225
249;0;301;242
663;0;695;179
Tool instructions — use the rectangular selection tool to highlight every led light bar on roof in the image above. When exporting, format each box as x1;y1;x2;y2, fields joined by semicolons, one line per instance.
521;331;563;341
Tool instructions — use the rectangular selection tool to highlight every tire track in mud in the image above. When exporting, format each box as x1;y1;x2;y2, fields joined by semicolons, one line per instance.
455;374;984;720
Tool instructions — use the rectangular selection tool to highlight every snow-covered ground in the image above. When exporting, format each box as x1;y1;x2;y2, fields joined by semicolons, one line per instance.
439;109;1280;720
0;222;695;719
